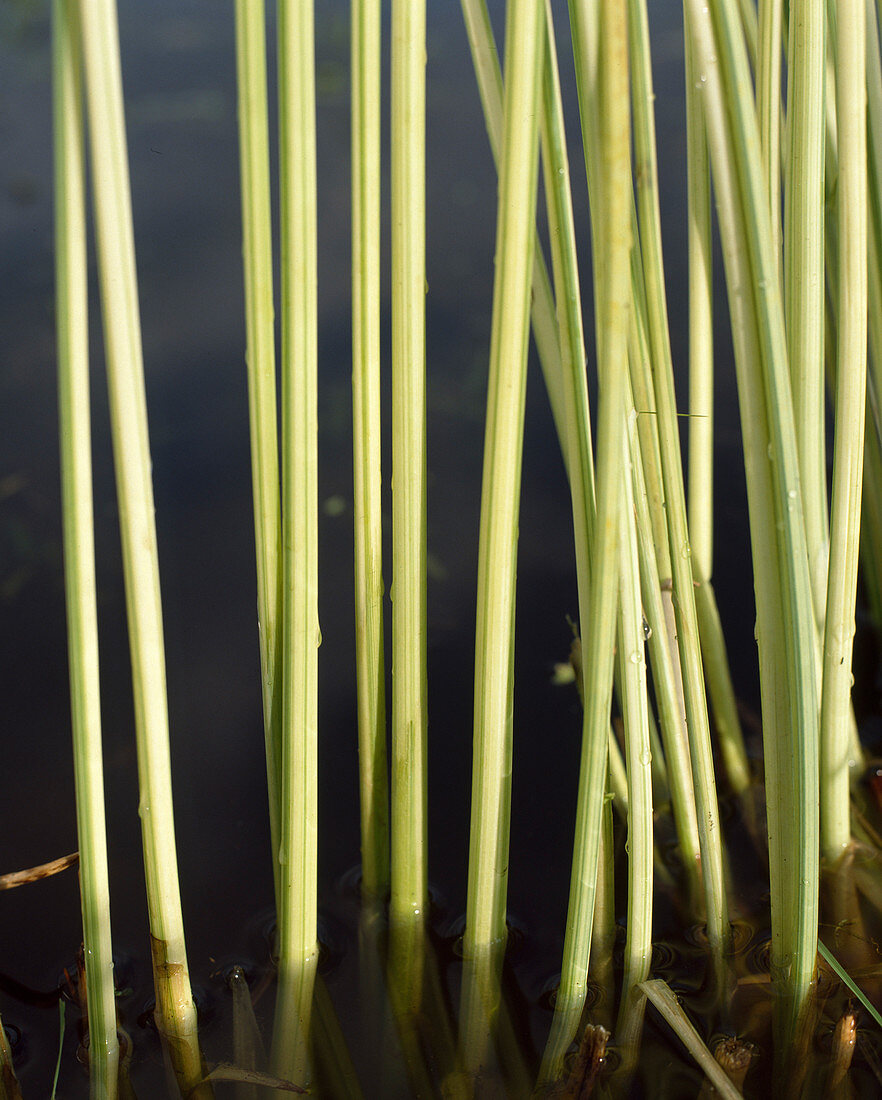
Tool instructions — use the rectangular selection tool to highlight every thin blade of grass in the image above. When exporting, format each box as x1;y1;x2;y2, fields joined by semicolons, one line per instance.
818;941;882;1030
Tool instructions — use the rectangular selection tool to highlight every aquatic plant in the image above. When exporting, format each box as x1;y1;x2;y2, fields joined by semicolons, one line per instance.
4;0;881;1095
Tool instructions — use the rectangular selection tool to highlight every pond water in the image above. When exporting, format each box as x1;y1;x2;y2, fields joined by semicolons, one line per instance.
0;1;783;1095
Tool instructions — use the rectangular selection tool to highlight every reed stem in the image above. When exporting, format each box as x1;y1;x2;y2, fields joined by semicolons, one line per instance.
463;0;544;959
389;0;429;933
53;3;119;1094
538;0;631;1081
820;0;866;862
234;0;283;907
351;0;389;902
75;1;208;1092
271;0;320;1085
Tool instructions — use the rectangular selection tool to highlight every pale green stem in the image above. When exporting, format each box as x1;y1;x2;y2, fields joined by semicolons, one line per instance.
684;0;819;1052
537;0;630;1083
628;282;704;911
821;0;866;862
861;0;882;624
867;0;882;444
685;18;715;582
817;1;869;775
463;0;544;957
75;1;207;1093
757;0;784;278
459;0;572;467
615;428;653;1051
390;0;428;931
234;0;283;908
271;0;320;1086
0;1014;22;1100
786;0;829;629
351;0;389;901
53;4;119;1095
693;570;754;806
589;794;616;1031
630;0;730;976
737;0;760;68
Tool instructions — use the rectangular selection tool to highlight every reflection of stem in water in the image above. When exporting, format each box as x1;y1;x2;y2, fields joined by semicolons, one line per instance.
311;973;365;1099
458;939;504;1088
229;965;266;1098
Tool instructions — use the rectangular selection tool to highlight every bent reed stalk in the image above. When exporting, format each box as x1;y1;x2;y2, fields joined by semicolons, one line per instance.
38;0;882;1095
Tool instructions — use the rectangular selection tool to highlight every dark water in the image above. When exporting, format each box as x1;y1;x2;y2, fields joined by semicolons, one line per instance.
0;1;790;1095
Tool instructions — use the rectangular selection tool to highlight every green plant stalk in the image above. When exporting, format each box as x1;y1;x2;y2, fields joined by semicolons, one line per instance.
820;0;866;861
75;2;208;1094
589;794;616;1030
693;572;753;807
53;4;119;1097
786;0;828;629
646;706;671;804
787;0;827;633
234;0;283;909
736;0;760;68
351;0;389;901
684;0;820;1051
625;240;714;834
681;47;752;817
685;17;715;581
270;0;319;1086
537;0;594;539
629;0;730;973
466;1;655;949
817;23;869;776
866;0;882;447
538;0;630;1082
615;426;653;1053
757;0;784;274
459;0;570;471
390;0;428;933
862;0;882;626
627;290;704;909
463;0;544;958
